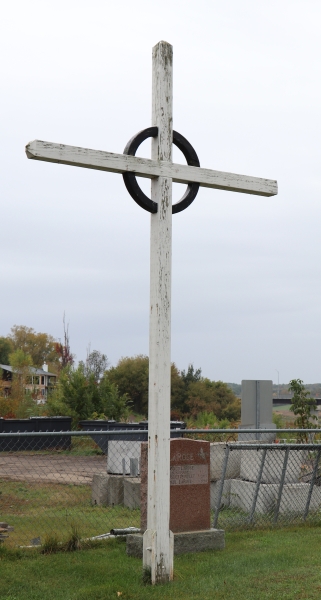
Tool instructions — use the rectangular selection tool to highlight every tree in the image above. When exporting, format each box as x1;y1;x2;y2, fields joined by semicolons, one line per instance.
187;379;240;422
98;376;130;421
46;363;129;425
170;363;186;418
289;379;317;440
106;355;149;415
0;337;13;365
171;364;202;415
54;314;74;369
6;349;38;418
9;325;58;369
82;349;109;382
106;356;187;417
57;365;94;422
181;364;202;386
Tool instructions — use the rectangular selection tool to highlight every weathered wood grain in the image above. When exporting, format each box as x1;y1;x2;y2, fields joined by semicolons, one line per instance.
26;140;277;197
144;39;174;585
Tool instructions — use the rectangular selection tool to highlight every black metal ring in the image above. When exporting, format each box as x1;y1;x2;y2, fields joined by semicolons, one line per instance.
122;127;200;214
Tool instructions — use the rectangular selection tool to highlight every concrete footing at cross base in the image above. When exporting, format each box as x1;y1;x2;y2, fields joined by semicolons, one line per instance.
126;529;225;558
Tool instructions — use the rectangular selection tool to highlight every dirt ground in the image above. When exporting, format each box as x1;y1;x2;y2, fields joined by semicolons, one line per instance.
0;453;107;485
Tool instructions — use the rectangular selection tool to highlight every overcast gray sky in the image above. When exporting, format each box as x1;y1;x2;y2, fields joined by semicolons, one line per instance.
1;0;320;384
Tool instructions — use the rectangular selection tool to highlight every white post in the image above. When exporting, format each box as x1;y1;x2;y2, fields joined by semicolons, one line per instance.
143;40;174;584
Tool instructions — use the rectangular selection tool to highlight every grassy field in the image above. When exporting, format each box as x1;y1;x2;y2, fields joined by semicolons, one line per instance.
2;477;321;548
1;526;321;599
0;480;140;547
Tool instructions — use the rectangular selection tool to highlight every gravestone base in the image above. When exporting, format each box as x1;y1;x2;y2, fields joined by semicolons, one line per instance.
127;529;225;558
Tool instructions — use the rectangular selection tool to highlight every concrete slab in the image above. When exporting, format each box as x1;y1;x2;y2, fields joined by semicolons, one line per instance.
127;529;225;557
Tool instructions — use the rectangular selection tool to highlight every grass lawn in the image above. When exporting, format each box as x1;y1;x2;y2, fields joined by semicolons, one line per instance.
0;480;140;547
1;526;321;600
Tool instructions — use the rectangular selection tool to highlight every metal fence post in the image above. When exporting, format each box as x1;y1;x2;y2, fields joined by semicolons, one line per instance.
273;447;290;524
248;448;267;524
303;448;321;520
213;445;230;528
256;381;261;441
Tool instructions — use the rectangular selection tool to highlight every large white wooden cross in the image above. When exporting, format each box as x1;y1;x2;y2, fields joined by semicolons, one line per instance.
26;41;277;584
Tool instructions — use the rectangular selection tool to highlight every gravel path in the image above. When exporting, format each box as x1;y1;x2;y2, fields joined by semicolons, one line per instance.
0;453;107;485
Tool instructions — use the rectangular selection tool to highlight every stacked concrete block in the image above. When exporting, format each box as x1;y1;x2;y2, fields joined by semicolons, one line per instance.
107;441;141;475
230;479;278;514
123;477;141;509
210;443;241;481
240;449;305;484
91;473;124;506
209;442;243;508
210;480;231;510
278;483;321;515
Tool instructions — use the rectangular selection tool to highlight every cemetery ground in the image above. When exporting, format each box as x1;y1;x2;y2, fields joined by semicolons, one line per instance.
1;526;321;599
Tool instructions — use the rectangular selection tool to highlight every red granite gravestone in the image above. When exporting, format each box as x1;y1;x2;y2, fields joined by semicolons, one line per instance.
141;438;211;533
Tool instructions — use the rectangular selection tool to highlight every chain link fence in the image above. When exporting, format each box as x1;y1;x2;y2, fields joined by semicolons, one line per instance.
1;428;321;547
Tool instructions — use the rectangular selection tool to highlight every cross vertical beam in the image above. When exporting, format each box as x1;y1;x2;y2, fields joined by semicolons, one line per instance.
143;41;174;584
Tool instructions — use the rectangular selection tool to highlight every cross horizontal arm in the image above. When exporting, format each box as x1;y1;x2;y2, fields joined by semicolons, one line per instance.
26;140;278;197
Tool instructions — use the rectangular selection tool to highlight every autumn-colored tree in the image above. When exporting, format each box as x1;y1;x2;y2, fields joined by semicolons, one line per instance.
9;325;59;369
187;379;240;422
3;349;39;418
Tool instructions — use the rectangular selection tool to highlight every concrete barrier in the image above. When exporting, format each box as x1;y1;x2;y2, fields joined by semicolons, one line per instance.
210;443;241;481
229;479;278;514
210;479;231;510
240;449;305;483
107;441;141;475
91;473;124;506
123;477;141;509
